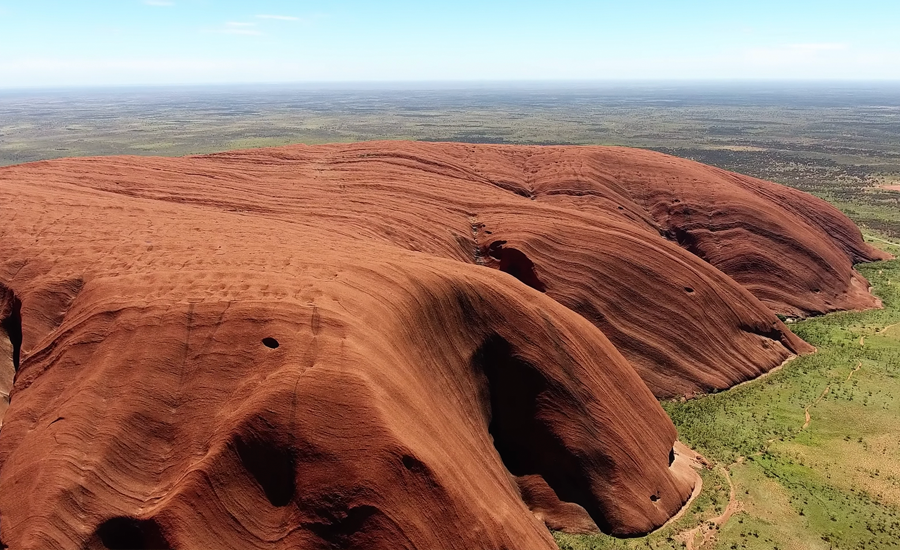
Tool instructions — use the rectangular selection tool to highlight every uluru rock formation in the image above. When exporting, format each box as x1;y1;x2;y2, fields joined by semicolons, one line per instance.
0;141;888;549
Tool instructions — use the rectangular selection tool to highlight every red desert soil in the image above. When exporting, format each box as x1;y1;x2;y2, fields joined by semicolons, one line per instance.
675;464;741;550
0;141;888;550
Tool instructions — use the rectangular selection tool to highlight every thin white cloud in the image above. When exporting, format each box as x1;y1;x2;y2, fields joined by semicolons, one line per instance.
143;0;174;6
255;14;300;21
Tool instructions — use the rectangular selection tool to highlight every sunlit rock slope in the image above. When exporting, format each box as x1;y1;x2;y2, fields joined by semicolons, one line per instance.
0;142;887;550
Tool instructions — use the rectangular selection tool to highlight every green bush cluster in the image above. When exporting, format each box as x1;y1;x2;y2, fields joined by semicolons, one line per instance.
557;244;900;549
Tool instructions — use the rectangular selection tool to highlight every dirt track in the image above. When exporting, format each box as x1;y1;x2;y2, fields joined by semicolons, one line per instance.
676;465;741;550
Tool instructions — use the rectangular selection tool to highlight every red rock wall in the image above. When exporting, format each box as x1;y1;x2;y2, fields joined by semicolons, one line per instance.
0;142;886;549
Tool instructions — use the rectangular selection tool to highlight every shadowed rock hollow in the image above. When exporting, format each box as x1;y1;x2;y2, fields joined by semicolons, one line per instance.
0;142;887;550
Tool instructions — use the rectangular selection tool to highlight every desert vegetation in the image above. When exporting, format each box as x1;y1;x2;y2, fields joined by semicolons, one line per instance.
556;237;900;549
1;84;899;549
3;84;898;240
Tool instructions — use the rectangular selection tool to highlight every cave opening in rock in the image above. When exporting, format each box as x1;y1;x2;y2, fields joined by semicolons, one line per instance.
96;517;170;550
235;435;295;507
1;291;22;373
262;337;279;349
666;228;707;262
472;334;606;529
401;454;424;472
1;289;22;426
477;335;547;476
486;242;547;292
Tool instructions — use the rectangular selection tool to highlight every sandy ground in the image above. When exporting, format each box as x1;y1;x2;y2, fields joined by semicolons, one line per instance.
675;464;741;550
653;441;708;533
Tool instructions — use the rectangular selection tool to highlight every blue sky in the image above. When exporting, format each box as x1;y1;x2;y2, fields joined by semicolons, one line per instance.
1;0;898;87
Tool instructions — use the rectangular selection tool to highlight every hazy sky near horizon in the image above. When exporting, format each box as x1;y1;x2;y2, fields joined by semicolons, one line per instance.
1;0;899;88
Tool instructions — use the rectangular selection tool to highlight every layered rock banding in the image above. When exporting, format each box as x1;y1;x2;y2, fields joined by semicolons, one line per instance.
0;142;887;550
0;285;22;429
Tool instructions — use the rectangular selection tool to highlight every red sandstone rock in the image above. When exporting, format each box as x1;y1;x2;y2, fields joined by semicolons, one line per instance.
0;142;886;549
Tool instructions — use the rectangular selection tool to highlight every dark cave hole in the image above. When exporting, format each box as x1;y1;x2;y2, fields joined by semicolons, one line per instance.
684;286;695;294
665;228;707;262
669;447;676;466
96;517;170;550
473;335;547;476
486;242;547;292
471;334;607;529
262;337;279;349
235;435;295;507
1;292;23;373
401;454;424;472
650;494;660;502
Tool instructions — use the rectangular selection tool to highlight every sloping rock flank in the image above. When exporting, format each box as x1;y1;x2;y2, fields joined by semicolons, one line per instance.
0;142;886;549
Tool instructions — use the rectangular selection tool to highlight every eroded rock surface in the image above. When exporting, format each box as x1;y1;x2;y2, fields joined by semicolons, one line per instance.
0;142;886;549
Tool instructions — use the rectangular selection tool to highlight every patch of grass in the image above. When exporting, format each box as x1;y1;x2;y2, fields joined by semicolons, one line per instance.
552;467;732;549
557;243;900;549
3;86;899;238
4;85;899;549
669;247;900;549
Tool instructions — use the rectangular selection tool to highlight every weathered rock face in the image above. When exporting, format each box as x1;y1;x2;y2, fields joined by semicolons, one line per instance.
0;285;21;430
0;142;886;549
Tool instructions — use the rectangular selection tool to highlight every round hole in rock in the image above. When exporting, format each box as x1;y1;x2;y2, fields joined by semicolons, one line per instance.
684;287;695;294
262;337;279;349
650;494;660;502
96;517;170;550
401;455;422;471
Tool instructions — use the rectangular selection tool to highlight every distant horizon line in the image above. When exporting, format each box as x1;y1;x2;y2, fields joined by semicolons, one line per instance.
3;78;900;93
